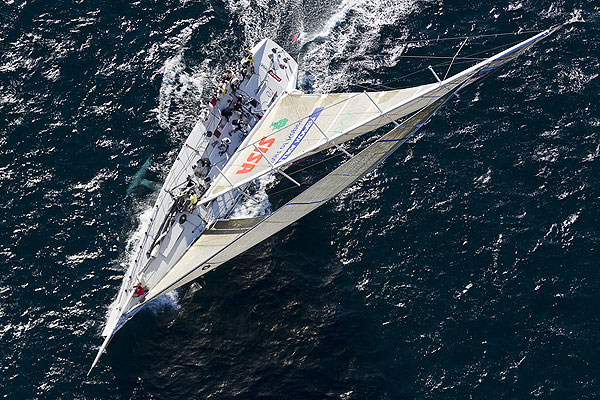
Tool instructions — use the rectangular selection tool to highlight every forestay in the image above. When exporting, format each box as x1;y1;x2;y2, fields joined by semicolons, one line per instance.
199;26;557;204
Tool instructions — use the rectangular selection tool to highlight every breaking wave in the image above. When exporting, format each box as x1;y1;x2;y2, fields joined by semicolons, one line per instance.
231;174;277;218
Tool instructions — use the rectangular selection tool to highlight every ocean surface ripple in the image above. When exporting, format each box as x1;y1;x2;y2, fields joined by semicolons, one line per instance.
0;0;598;398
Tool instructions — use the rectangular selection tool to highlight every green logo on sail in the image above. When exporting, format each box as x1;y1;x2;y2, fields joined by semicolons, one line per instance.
332;112;354;135
271;118;288;130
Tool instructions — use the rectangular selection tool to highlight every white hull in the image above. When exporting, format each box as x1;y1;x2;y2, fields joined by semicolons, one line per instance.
98;38;298;349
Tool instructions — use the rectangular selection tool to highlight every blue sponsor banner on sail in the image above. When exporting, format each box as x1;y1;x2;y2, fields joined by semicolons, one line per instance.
276;107;324;164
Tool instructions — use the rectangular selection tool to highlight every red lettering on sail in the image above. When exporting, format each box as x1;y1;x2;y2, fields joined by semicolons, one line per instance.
247;152;263;163
259;137;275;147
236;163;255;174
235;136;276;174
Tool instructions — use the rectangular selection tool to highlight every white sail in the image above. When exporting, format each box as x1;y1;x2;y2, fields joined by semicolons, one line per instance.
133;25;561;306
199;26;557;204
139;86;461;304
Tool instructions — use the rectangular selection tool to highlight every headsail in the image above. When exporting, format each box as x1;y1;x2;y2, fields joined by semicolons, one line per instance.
199;26;558;204
136;25;563;304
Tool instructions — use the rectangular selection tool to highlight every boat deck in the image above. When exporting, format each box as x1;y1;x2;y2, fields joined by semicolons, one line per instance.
101;38;298;338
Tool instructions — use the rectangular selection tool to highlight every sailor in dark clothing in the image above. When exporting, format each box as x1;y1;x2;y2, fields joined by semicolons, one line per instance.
218;137;231;156
194;158;211;178
233;98;243;112
221;106;233;121
231;119;249;129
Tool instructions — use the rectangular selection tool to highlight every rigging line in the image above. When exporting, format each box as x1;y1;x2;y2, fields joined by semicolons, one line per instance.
266;184;299;198
391;37;531;88
398;55;485;61
358;59;479;91
444;37;468;80
354;59;476;92
398;29;544;45
357;36;531;92
458;36;531;58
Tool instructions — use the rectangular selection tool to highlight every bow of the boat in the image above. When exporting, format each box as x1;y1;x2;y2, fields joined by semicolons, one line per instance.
88;290;141;375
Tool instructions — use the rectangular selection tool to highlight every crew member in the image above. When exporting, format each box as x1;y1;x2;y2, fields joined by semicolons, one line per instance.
231;119;248;129
221;106;233;121
218;137;231;156
233;97;243;112
187;189;198;211
133;284;146;298
194;158;211;178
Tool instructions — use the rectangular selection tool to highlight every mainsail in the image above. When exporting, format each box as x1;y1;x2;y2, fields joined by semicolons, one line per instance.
139;77;478;305
199;26;558;205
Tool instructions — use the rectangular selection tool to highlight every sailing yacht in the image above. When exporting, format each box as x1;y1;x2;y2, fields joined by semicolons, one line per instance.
90;24;565;373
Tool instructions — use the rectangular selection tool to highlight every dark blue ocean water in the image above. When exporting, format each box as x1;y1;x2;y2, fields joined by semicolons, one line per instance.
1;0;599;398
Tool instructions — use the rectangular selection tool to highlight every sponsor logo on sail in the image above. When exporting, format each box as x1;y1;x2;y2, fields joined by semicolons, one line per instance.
276;107;324;164
271;118;288;130
235;136;276;174
271;119;304;162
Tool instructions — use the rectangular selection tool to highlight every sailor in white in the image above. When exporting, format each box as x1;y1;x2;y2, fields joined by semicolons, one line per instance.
218;137;231;156
194;158;211;178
